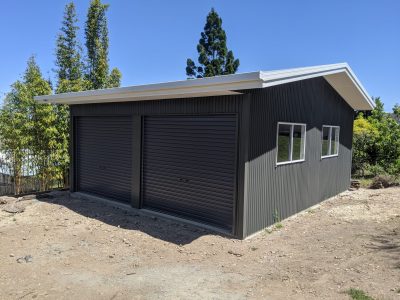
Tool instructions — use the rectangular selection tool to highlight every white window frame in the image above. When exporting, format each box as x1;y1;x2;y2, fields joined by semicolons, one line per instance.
321;125;340;159
276;122;307;166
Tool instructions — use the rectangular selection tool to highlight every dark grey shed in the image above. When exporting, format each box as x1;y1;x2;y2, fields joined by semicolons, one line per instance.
35;63;374;239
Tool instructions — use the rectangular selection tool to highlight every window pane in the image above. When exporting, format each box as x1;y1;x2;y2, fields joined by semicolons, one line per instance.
292;125;305;160
331;127;339;155
322;127;330;156
277;124;291;162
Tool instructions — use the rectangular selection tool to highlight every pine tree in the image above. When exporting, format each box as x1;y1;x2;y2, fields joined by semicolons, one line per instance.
55;2;92;187
55;2;83;83
107;68;122;88
186;8;239;78
85;0;121;89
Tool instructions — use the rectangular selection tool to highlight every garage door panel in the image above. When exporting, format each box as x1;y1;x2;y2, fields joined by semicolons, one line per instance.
145;194;233;227
77;116;132;203
142;115;237;231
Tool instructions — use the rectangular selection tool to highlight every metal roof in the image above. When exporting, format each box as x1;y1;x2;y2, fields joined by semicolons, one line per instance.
34;63;374;110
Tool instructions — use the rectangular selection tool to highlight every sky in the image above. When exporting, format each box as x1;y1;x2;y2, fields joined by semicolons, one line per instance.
0;0;399;111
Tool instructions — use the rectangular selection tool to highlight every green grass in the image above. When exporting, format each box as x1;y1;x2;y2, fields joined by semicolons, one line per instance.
275;223;283;229
358;178;374;188
346;288;374;300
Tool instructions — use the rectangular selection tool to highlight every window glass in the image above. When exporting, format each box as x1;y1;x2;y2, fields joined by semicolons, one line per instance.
292;125;305;161
331;127;339;155
322;126;340;157
277;123;306;164
322;127;330;156
277;124;291;163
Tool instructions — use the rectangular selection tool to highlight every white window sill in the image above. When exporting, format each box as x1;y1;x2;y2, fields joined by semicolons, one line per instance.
276;159;305;166
321;154;339;159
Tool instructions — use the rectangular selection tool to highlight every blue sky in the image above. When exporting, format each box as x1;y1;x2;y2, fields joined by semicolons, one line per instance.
0;0;399;111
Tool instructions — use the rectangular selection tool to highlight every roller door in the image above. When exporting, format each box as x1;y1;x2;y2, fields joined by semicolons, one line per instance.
76;116;132;202
142;115;237;231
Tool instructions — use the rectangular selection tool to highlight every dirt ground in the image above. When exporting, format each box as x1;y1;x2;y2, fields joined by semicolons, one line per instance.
0;187;399;300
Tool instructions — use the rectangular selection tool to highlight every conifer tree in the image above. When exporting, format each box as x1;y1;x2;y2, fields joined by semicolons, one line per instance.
186;8;239;78
55;2;91;186
55;2;83;83
85;0;121;89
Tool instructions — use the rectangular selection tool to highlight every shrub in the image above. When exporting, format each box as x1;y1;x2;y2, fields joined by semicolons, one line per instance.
369;175;394;189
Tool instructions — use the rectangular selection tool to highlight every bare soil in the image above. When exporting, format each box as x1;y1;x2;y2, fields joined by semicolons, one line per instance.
0;187;399;300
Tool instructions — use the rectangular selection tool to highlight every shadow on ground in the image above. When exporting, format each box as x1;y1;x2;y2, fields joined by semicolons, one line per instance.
367;225;400;269
36;191;228;245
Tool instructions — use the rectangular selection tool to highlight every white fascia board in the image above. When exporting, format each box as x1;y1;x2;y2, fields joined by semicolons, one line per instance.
34;72;263;104
34;63;373;110
260;63;374;110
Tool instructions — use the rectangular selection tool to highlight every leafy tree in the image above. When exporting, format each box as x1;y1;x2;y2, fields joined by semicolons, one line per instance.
85;0;121;89
0;57;53;193
352;114;379;176
0;82;32;194
352;98;400;178
24;57;55;191
393;103;400;123
186;8;239;78
370;97;385;121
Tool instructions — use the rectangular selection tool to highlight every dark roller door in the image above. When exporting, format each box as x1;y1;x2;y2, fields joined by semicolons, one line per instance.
77;116;132;202
142;115;238;231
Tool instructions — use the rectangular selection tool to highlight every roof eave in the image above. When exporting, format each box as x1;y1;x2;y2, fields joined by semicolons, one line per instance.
34;72;263;105
260;63;374;110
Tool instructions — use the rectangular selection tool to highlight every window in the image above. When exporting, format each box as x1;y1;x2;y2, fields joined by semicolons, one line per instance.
321;125;339;158
276;122;306;165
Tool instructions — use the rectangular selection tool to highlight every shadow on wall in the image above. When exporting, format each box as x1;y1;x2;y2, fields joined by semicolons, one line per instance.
37;191;227;245
246;78;354;163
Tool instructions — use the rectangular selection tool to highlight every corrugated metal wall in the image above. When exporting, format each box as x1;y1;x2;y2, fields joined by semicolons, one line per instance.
70;77;355;239
244;77;354;237
70;94;248;236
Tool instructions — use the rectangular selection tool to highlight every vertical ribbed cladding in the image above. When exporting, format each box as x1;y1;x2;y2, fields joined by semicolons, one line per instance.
70;94;247;236
76;116;133;202
70;95;243;117
245;77;354;237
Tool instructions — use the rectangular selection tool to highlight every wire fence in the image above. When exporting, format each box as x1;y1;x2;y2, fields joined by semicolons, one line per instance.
0;150;68;196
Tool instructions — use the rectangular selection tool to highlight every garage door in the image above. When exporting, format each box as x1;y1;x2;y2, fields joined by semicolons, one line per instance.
76;116;132;202
142;115;238;231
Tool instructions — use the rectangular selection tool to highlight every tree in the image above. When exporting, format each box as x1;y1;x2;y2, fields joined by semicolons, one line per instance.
352;98;400;178
55;2;83;84
55;2;93;187
186;8;239;78
24;57;55;191
352;114;379;176
85;0;121;89
107;67;122;88
0;57;53;193
0;81;32;194
393;103;400;123
370;97;385;121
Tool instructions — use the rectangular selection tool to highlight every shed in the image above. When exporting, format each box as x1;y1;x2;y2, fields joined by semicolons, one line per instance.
35;63;374;239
